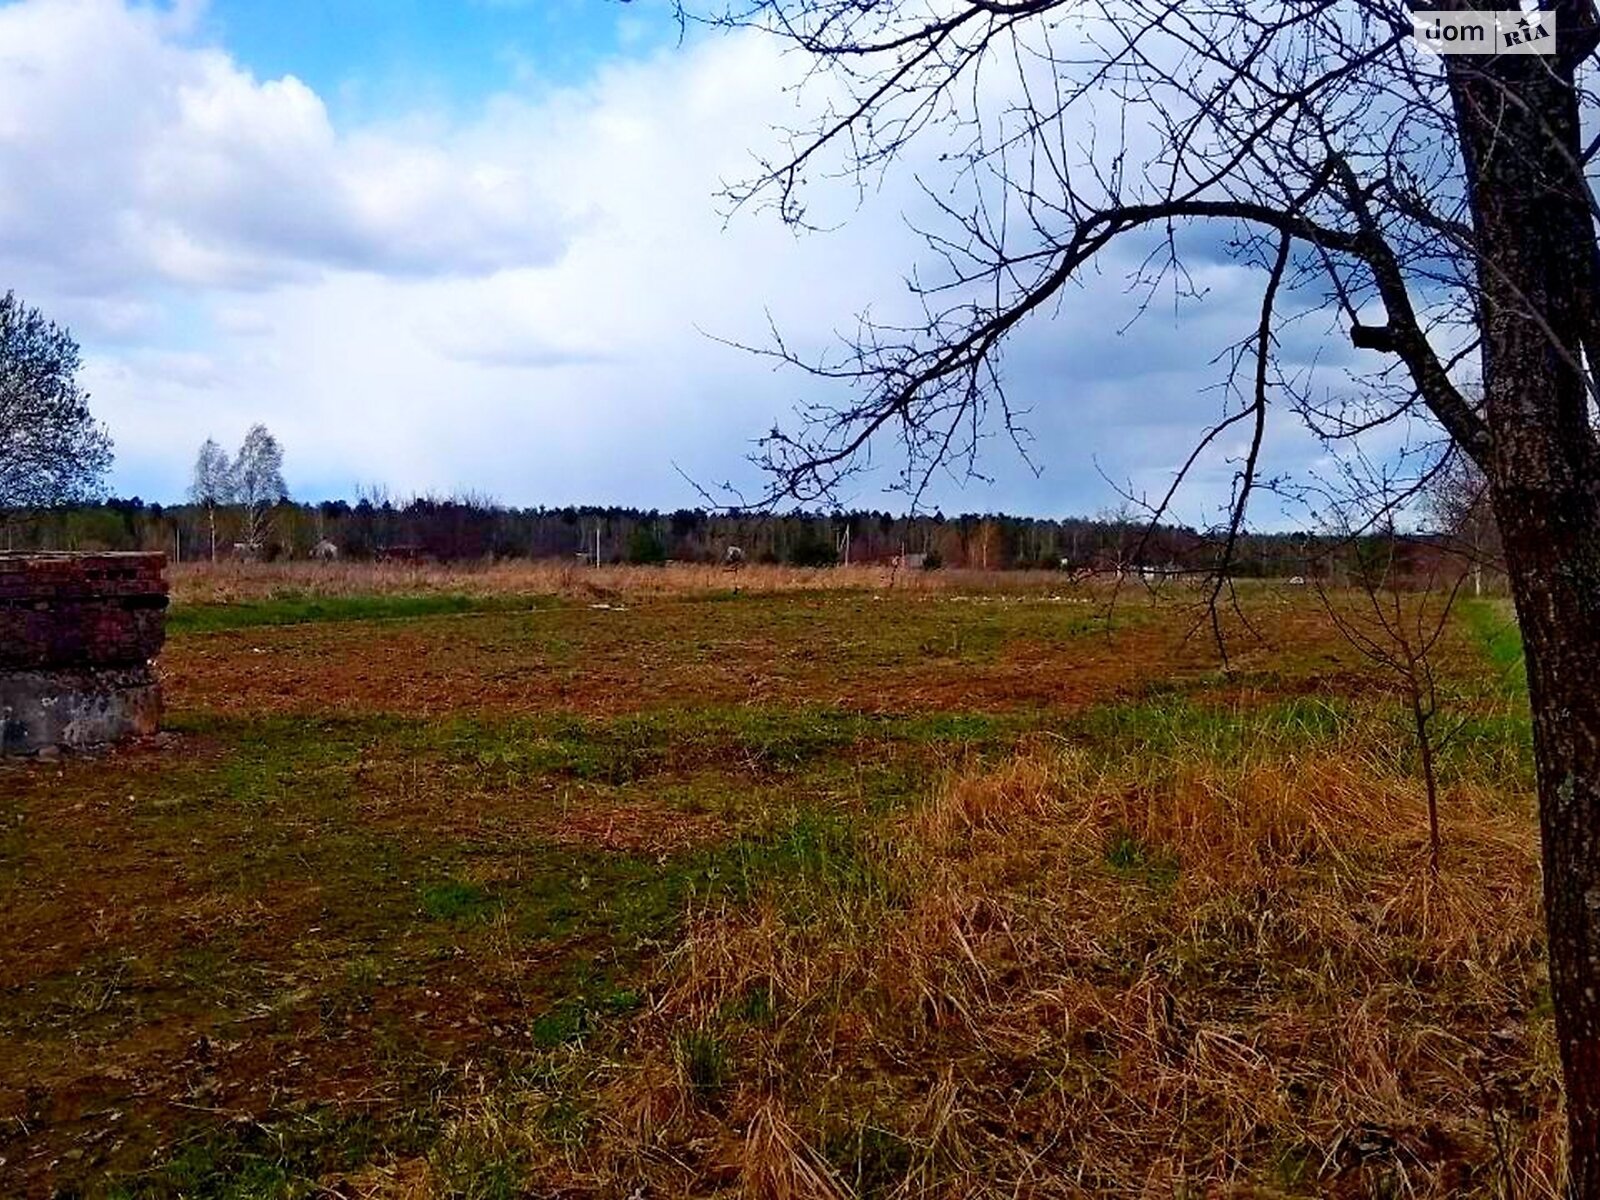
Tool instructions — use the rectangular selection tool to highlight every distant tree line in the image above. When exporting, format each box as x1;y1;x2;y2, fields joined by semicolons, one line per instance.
0;491;1490;586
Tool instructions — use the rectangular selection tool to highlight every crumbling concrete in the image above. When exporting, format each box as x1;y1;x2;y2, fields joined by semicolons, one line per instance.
0;553;168;755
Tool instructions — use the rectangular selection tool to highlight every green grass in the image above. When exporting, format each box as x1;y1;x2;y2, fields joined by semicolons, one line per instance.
1459;598;1527;693
443;706;1023;788
725;809;897;911
1103;829;1180;888
1067;691;1533;791
1073;694;1352;762
101;1108;425;1200
824;1120;917;1200
167;592;559;634
675;1026;731;1097
421;880;500;922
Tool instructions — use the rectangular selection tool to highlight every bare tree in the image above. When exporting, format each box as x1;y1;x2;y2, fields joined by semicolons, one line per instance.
188;438;231;563
1095;502;1138;581
685;0;1600;1183
0;291;111;510
1318;523;1466;875
231;424;287;556
1429;443;1503;596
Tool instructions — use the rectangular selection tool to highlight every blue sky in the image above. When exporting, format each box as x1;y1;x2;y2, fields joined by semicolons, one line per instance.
0;0;1393;523
203;0;674;119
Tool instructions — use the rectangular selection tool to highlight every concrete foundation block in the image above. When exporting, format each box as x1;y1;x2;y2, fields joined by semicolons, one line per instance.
0;665;163;754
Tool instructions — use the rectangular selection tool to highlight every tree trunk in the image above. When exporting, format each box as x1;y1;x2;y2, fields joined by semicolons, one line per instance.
1500;489;1600;1193
1451;47;1600;1195
1409;686;1441;876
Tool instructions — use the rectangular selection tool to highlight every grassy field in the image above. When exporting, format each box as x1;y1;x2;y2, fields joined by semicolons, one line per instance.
0;567;1552;1198
163;561;1079;608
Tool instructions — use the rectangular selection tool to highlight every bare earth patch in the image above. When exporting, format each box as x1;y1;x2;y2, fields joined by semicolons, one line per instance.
544;802;729;856
157;593;1311;720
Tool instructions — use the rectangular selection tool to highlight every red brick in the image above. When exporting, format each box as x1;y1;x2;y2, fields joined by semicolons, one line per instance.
0;553;168;670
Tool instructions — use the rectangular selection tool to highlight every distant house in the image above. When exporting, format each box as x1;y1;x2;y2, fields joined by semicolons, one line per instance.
894;552;927;570
311;540;339;562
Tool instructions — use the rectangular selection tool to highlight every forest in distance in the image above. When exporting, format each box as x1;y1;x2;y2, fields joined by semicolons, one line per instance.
0;493;1487;584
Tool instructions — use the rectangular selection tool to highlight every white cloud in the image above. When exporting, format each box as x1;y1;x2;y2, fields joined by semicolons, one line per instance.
212;304;272;337
0;0;1337;522
0;0;568;295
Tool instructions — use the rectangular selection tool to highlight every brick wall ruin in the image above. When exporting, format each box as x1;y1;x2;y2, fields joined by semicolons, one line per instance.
0;553;168;754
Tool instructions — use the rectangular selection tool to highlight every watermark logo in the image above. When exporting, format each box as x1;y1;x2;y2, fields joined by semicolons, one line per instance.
1411;9;1555;55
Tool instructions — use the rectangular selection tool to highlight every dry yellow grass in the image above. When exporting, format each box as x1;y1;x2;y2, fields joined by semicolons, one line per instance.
503;707;1556;1198
166;559;1101;605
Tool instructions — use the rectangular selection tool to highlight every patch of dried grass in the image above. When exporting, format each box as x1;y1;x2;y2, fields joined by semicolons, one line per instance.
545;708;1558;1197
168;559;1084;605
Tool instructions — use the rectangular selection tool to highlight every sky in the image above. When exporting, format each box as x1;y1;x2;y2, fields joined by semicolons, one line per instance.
0;0;1379;520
